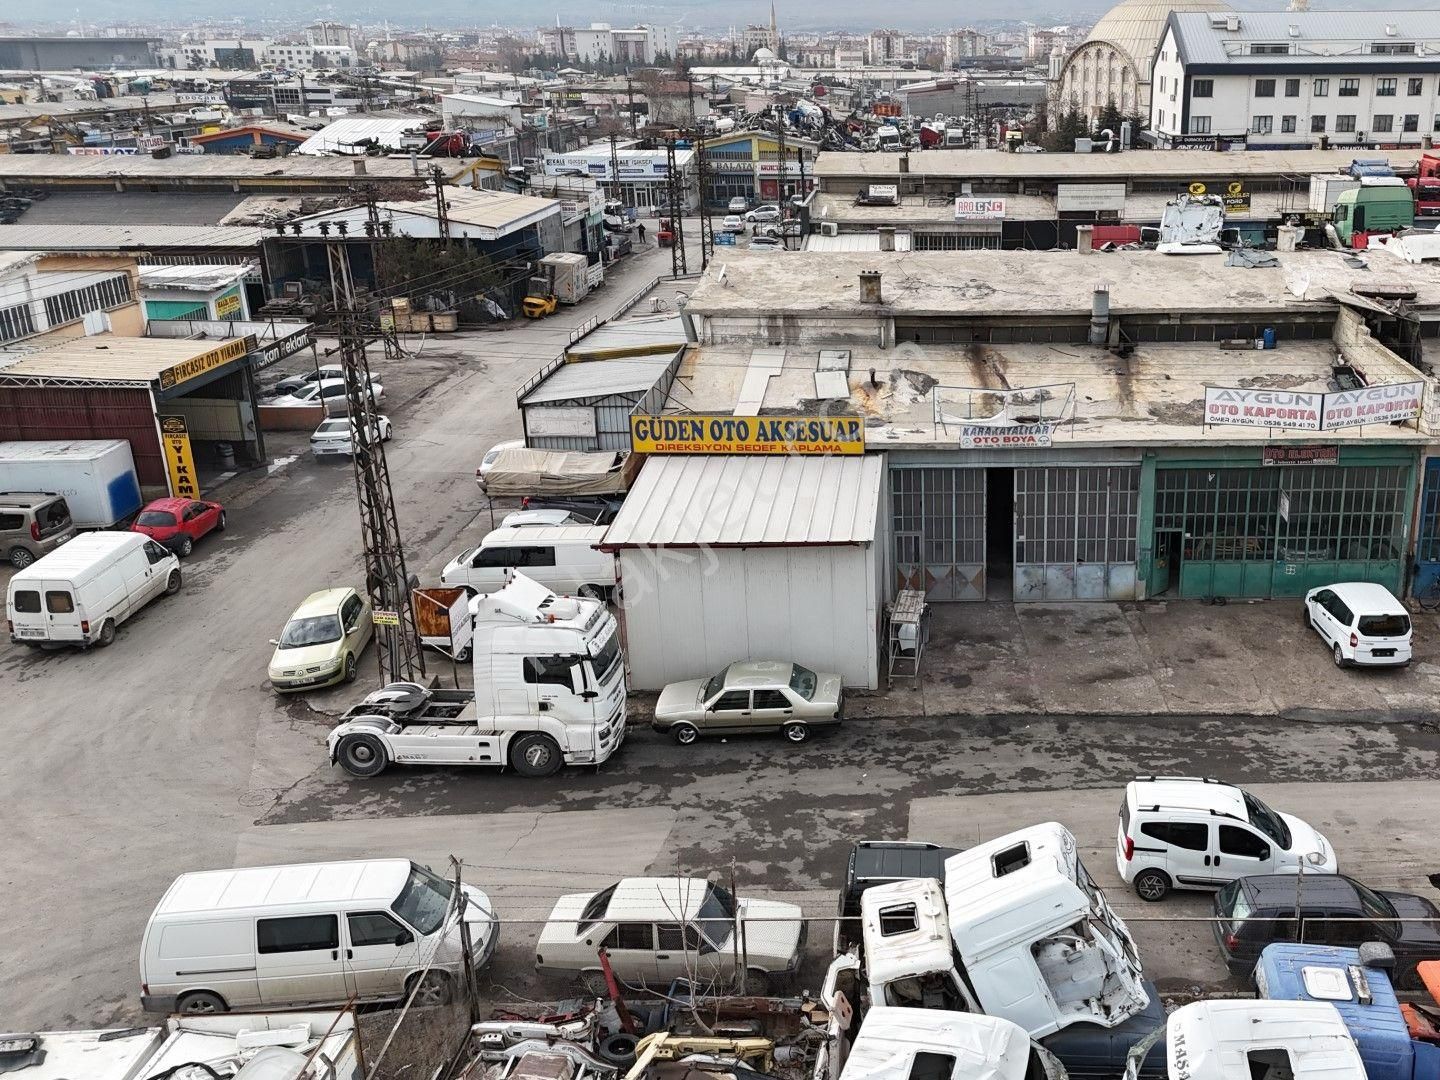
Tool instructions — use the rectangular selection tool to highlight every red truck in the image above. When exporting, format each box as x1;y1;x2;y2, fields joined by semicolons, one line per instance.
1407;153;1440;216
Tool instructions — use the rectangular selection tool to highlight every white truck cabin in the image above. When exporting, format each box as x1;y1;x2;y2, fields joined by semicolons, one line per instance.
862;878;978;1013
840;1008;1063;1080
943;823;1149;1039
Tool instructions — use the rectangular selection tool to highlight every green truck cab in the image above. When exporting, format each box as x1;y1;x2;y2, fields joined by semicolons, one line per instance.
1333;178;1414;246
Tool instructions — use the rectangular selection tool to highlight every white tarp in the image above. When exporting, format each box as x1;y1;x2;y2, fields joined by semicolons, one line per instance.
479;448;629;496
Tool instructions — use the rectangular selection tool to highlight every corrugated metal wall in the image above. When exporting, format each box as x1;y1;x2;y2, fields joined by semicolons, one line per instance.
0;387;164;487
526;391;646;452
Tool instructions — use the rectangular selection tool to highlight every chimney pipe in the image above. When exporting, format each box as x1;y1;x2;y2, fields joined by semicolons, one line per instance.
353;158;367;175
859;270;883;304
1076;224;1094;254
1089;284;1111;346
878;226;896;251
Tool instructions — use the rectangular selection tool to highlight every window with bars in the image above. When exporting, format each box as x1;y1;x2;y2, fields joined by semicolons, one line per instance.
891;467;986;571
1014;467;1139;566
1155;467;1407;564
41;274;133;329
0;302;37;343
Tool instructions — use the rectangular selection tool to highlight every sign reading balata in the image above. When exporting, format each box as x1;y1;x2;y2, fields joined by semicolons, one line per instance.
630;415;864;454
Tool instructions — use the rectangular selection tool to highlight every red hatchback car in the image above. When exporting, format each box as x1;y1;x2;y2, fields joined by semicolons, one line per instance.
131;497;226;556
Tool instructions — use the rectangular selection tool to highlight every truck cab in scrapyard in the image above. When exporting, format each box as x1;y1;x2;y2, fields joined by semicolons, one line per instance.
837;1008;1066;1080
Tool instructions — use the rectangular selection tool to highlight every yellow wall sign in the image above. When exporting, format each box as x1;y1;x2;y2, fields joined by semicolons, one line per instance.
160;416;200;499
214;291;242;320
157;337;251;390
630;415;866;455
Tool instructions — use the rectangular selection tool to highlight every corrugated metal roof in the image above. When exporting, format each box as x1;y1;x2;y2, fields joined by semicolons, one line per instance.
0;224;268;251
139;264;251;291
604;453;883;547
0;337;245;384
521;354;676;405
805;232;915;252
295;117;418;155
1171;10;1440;65
567;314;687;357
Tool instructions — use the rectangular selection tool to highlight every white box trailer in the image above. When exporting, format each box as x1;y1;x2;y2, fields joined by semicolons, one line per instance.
540;252;592;305
0;439;142;528
1309;173;1361;214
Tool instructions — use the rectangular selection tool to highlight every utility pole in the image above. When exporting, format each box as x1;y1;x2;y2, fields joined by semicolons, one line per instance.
665;138;687;277
626;76;636;136
608;130;621;207
774;103;788;206
693;129;715;269
431;165;450;244
323;239;425;685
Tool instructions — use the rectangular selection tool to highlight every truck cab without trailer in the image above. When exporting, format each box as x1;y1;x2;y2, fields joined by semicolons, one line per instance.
327;573;626;779
834;1007;1066;1080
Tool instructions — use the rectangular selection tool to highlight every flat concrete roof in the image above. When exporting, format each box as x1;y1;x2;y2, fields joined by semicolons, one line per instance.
809;190;1292;225
671;340;1428;448
0;155;465;183
812;148;1418;182
685;248;1440;318
0;93;190;123
0;223;268;251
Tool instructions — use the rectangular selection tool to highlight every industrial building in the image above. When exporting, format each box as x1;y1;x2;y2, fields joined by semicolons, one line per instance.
0;37;157;71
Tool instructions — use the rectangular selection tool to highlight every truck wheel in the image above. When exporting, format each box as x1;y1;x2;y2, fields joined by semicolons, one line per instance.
177;991;227;1014
338;733;388;777
578;583;608;602
8;546;34;569
453;644;472;662
510;733;563;777
96;619;116;647
165;569;182;595
672;723;699;746
1134;868;1171;902
176;536;194;557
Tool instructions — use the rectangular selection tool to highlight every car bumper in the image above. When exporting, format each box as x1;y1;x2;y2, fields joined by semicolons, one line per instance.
474;924;499;969
141;993;179;1013
312;444;353;456
1353;646;1412;665
271;668;344;692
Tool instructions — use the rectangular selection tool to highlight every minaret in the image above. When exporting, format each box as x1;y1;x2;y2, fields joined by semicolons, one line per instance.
770;2;778;49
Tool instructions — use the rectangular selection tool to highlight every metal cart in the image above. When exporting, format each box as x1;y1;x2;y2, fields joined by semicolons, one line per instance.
886;589;929;688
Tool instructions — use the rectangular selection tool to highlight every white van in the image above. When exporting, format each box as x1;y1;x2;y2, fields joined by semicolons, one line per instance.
440;525;615;598
6;532;180;648
140;859;497;1014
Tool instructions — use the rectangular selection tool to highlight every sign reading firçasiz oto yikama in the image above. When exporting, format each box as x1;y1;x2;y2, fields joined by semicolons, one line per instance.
630;415;865;454
1204;382;1425;431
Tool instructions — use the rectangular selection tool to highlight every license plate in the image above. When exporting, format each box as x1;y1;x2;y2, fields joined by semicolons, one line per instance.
1372;648;1396;657
17;628;43;637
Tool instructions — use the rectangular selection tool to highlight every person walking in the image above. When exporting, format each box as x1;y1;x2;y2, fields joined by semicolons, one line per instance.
637;221;647;245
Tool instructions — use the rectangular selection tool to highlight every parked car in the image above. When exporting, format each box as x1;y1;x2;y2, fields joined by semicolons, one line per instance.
270;364;346;396
721;215;746;234
518;494;622;525
267;587;373;692
835;840;960;952
748;235;784;251
310;415;393;456
477;439;524;482
139;859;496;1013
1116;776;1335;901
1304;583;1412;667
727;196;750;213
745;204;782;224
131;497;226;557
535;877;803;991
1215;874;1440;985
0;490;74;568
762;220;802;239
651;660;843;745
440;525;614;599
499;509;588;528
269;378;384;410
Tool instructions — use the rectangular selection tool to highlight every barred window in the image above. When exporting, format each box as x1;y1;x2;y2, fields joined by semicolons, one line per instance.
1015;467;1139;565
0;302;37;343
41;273;133;329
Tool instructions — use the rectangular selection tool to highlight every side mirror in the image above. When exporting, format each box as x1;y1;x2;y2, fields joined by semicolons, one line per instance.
394;930;413;946
1259;846;1271;862
269;638;280;646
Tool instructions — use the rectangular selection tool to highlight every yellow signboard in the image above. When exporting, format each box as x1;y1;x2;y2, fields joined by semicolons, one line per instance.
214;291;242;320
630;415;865;455
159;416;200;499
157;337;250;390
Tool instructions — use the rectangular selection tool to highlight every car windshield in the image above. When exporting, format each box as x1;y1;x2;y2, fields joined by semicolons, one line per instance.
789;664;818;700
1358;613;1410;637
578;884;617;933
317;420;349;435
390;862;454;936
136;510;176;526
695;882;736;948
278;614;342;648
702;667;729;700
1351;880;1398;922
1243;791;1292;848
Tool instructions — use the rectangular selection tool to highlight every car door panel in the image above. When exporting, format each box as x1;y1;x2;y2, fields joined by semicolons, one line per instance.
1217;824;1274;882
255;914;348;1006
750;688;794;731
706;690;752;733
601;922;660;987
344;911;420;1000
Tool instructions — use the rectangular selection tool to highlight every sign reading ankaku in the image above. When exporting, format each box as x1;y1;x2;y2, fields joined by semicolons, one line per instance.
1204;382;1426;431
960;423;1055;448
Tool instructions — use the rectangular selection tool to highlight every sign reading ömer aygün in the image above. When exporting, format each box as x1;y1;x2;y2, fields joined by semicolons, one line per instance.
630;415;865;454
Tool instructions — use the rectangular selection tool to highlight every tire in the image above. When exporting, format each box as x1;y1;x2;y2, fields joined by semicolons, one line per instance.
177;991;227;1014
176;536;193;557
580;969;609;997
577;583;608;602
215;511;227;532
671;722;700;746
1303;604;1312;628
342;652;357;683
782;721;810;744
337;733;388;777
165;569;182;595
598;1033;639;1069
453;644;472;663
382;423;393;442
8;546;35;569
1333;643;1347;668
96;619;116;647
1133;868;1171;902
510;733;563;777
407;970;452;1007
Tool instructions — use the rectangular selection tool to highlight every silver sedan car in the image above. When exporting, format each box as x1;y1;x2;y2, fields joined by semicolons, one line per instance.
651;660;842;745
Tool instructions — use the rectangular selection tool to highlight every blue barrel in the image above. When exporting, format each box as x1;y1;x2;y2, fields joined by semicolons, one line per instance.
1263;327;1277;349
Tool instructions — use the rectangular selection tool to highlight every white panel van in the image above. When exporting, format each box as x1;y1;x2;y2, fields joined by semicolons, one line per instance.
440;525;616;598
6;532;181;648
139;859;497;1014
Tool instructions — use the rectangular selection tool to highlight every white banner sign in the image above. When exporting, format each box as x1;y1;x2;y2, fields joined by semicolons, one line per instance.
960;422;1055;448
1056;183;1127;212
954;196;1006;221
1320;381;1424;430
527;405;597;438
1203;387;1322;430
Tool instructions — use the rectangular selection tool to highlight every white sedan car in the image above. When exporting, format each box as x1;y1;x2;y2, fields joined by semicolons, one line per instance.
310;415;393;456
651;660;843;745
745;204;781;224
748;236;784;252
269;378;385;409
721;215;746;234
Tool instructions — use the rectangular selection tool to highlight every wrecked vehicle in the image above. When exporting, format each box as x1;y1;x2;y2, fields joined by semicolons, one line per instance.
837;1007;1066;1080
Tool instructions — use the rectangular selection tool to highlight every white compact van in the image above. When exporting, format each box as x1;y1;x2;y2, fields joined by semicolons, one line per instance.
440;525;616;598
140;859;497;1014
6;531;180;648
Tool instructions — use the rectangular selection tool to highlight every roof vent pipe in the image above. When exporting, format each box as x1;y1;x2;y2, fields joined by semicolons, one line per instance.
860;271;883;304
1089;284;1110;346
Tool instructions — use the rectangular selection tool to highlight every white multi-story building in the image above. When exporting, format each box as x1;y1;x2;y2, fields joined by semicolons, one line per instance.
868;29;909;64
572;23;679;64
306;22;356;48
943;29;989;67
1150;10;1440;147
262;42;356;71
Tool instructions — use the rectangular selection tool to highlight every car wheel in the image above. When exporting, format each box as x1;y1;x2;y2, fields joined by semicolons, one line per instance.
337;733;388;777
215;511;227;532
382;423;393;442
1303;604;1312;628
165;569;182;595
177;991;227;1014
408;970;452;1007
672;722;700;746
1333;643;1347;667
96;619;116;647
782;722;810;744
453;644;472;662
8;546;34;569
581;969;610;997
1133;868;1171;902
176;535;193;557
343;653;357;683
510;733;563;777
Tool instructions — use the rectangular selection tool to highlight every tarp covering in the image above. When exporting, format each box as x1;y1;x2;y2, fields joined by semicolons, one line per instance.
479;448;634;496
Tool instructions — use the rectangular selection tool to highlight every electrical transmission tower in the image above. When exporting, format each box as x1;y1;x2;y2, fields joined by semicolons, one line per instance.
325;240;425;685
664;138;687;277
693;130;714;269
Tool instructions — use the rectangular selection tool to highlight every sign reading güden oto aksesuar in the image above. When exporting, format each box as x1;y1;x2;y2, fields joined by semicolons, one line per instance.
1203;382;1425;432
630;415;865;455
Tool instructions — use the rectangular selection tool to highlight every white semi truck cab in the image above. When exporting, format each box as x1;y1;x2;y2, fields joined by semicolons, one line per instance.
328;573;626;778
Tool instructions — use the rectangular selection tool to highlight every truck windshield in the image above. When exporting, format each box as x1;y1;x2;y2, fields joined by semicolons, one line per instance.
590;631;622;685
391;863;454;936
278;615;342;648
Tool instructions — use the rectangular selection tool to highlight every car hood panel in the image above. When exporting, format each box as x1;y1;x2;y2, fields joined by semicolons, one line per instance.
655;680;707;720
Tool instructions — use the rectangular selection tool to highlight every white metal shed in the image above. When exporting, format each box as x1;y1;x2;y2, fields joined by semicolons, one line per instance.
603;453;886;689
